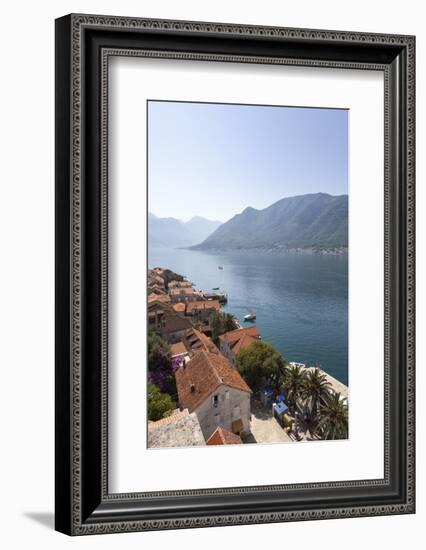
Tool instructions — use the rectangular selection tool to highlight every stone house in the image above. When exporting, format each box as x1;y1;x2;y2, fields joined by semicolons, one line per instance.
147;300;192;343
169;287;204;303
175;350;252;440
148;409;205;448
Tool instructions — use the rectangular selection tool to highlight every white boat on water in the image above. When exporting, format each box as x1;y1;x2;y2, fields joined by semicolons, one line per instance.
244;312;256;321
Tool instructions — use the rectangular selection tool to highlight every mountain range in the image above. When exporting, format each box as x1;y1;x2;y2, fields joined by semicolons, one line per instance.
148;213;222;248
191;193;348;251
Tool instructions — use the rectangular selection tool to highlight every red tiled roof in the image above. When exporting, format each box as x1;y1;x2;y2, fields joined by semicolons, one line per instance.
232;333;258;354
192;329;219;354
148;293;170;304
172;303;186;313
148;283;167;293
177;328;219;356
162;314;192;334
148;300;175;313
219;326;261;354
219;326;260;345
170;287;196;295
206;427;242;445
148;274;165;285
186;300;220;314
170;342;188;357
175;350;252;412
168;280;193;288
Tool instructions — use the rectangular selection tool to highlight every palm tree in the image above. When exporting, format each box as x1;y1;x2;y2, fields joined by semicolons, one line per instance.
283;364;307;413
266;353;289;394
301;368;331;420
297;397;320;438
318;392;349;440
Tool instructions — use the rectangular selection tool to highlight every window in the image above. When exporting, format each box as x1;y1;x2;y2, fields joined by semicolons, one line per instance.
225;391;230;401
215;413;221;425
212;395;218;408
233;405;241;419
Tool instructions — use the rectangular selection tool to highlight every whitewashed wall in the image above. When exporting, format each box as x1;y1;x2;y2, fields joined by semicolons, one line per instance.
194;384;251;439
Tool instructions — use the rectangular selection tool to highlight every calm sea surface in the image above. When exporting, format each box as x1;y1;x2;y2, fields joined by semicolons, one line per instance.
149;248;348;385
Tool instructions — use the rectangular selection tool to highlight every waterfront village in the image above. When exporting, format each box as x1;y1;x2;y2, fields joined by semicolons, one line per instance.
147;267;349;449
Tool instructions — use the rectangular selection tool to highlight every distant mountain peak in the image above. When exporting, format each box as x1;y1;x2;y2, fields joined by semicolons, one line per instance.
241;206;258;215
188;215;222;225
191;193;348;251
149;214;222;249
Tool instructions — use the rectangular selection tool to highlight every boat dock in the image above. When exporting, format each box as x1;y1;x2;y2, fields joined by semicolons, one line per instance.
203;291;228;303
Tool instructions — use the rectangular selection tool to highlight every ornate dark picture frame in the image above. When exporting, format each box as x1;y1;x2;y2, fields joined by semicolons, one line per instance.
55;14;415;535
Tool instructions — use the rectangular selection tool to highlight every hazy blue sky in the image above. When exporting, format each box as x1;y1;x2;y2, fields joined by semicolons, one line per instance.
148;101;348;222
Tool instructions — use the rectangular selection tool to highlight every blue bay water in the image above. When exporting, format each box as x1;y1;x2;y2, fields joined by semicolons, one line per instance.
149;248;348;386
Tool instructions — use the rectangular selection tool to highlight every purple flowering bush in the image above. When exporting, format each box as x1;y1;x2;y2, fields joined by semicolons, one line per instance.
147;328;177;398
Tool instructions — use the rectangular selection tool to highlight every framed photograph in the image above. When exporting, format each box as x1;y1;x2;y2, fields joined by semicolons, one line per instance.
55;14;415;535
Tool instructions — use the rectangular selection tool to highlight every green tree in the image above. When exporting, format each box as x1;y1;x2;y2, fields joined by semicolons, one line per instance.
223;313;238;332
148;328;170;362
147;384;175;421
283;364;307;412
210;312;222;346
318;392;349;440
236;340;287;391
301;368;331;420
194;319;205;331
297;397;320;438
210;311;239;345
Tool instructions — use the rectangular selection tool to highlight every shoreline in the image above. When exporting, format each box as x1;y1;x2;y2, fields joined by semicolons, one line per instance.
149;258;348;387
182;246;348;256
304;366;349;400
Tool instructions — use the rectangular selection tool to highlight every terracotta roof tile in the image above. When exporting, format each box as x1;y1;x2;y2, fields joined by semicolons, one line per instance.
219;326;261;354
148;300;175;313
148;284;167;293
189;329;219;354
168;280;193;288
162;314;192;334
170;287;196;296
186;300;220;314
219;326;260;345
232;333;258;354
206;427;242;445
174;328;219;356
176;350;251;412
170;342;188;357
148;293;171;304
